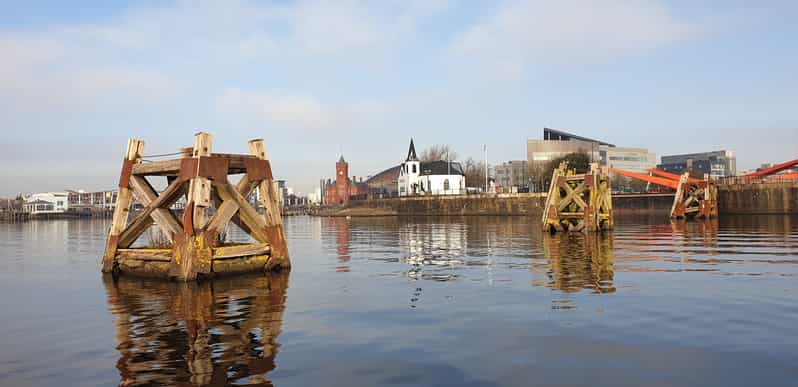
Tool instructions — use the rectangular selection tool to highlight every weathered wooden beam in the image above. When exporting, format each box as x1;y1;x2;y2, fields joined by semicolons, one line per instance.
103;138;145;272
213;243;271;260
129;175;183;240
204;176;257;242
188;132;213;231
670;173;689;219
248;139;290;263
118;178;187;248
116;248;173;262
131;159;182;176
214;180;271;243
131;154;256;176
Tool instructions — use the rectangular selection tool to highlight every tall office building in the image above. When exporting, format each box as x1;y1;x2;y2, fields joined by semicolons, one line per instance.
658;150;736;178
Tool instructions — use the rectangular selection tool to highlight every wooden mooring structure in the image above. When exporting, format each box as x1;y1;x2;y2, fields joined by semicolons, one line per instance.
102;132;290;281
542;162;613;233
610;168;718;219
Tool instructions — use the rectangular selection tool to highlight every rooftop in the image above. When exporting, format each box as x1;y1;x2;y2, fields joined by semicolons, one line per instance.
543;127;615;147
419;161;465;176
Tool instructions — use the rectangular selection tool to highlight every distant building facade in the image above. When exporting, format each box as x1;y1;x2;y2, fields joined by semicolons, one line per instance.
398;139;465;196
600;146;657;173
494;160;528;192
323;156;369;205
527;127;656;175
527;128;609;171
67;189;118;213
23;192;69;215
658;150;736;178
365;165;401;197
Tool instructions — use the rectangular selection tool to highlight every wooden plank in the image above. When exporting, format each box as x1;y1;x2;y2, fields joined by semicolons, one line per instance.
213;243;271;260
248;139;289;262
129;175;183;240
131;159;182;176
558;212;585;217
103;138;144;272
131;154;254;176
116;248;173;262
118;178;187;248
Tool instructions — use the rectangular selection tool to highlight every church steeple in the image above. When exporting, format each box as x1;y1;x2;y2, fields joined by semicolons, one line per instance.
406;138;419;162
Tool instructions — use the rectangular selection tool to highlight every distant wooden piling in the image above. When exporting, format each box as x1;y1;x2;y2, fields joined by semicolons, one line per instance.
102;132;290;281
542;162;613;233
671;173;718;219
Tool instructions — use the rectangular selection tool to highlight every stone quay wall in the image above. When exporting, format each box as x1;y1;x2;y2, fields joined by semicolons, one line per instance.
718;180;798;214
348;192;674;216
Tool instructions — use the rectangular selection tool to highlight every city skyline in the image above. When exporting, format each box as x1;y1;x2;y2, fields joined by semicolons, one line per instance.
2;1;797;196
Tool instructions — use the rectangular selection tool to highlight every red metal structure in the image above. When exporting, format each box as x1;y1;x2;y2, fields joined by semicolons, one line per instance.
743;159;798;179
609;168;717;219
646;169;702;184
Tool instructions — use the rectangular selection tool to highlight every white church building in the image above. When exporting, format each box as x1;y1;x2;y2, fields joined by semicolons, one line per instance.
398;139;466;196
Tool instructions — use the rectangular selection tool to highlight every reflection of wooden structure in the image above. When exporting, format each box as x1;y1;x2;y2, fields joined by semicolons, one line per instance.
542;162;613;233
104;273;287;386
102;133;290;280
542;233;615;294
610;168;717;219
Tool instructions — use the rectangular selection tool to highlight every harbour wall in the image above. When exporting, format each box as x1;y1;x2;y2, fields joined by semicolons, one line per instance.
347;192;674;216
718;180;798;214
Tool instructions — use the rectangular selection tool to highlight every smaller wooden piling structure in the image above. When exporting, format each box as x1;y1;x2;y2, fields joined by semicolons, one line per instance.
670;173;718;219
542;162;613;233
102;132;290;281
610;168;718;219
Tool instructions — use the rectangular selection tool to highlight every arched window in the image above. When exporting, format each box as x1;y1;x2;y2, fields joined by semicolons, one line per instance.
444;179;450;191
412;164;417;173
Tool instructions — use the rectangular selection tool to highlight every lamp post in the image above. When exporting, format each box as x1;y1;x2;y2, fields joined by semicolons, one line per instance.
483;144;488;193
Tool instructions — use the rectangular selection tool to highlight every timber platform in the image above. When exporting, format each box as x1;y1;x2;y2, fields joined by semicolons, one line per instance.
102;132;290;281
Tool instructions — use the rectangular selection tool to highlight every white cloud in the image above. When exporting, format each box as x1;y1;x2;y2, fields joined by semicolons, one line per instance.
452;0;700;79
293;0;384;56
215;88;359;138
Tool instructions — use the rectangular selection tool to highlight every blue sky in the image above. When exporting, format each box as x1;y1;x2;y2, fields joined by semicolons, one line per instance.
1;0;796;196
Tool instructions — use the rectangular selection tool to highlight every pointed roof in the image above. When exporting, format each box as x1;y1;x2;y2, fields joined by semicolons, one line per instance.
338;155;346;163
406;138;419;162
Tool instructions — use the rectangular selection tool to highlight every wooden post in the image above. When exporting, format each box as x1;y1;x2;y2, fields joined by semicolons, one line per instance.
188;133;213;232
600;166;614;230
670;173;689;219
248;139;290;268
102;138;144;272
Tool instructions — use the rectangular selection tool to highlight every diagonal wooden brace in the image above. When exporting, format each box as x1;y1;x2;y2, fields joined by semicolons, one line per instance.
213;180;272;243
204;176;258;243
118;178;188;248
129;175;183;241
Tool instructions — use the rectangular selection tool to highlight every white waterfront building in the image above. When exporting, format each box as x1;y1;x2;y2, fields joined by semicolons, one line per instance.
23;192;69;215
398;139;466;196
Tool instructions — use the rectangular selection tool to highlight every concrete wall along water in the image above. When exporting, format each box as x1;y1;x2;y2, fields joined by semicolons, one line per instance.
348;192;677;216
718;180;798;214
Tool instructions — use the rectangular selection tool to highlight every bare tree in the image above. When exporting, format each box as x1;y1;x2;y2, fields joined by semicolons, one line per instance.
420;144;459;162
463;157;486;190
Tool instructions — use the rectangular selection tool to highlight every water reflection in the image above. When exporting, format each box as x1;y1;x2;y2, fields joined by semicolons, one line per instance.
321;217;352;272
103;273;288;386
542;233;615;294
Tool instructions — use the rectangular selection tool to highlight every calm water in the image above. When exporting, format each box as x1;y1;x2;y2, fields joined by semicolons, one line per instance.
0;215;797;386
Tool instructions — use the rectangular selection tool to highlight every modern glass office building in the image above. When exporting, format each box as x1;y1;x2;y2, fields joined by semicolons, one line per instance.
658;150;737;178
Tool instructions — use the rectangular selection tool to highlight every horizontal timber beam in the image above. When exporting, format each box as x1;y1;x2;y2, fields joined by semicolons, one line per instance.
132;154;257;176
